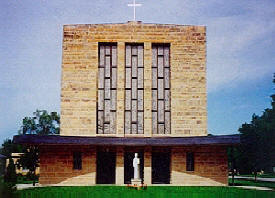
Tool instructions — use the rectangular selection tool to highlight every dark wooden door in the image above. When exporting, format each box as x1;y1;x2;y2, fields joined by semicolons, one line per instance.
96;152;116;184
152;152;171;184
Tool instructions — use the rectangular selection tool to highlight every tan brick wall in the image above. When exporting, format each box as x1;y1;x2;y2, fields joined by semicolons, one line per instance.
39;145;227;186
39;145;96;185
61;22;207;137
171;146;228;186
116;147;124;184
144;147;152;184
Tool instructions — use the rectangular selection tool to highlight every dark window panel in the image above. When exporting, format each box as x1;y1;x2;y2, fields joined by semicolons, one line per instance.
125;111;131;134
73;152;82;170
97;111;104;134
111;68;117;89
137;90;143;111
98;67;105;89
165;112;171;134
98;90;104;111
112;46;117;66
137;45;144;67
137;68;143;89
152;111;158;134
186;152;194;171
137;112;143;134
105;56;111;78
152;90;157;111
152;68;158;89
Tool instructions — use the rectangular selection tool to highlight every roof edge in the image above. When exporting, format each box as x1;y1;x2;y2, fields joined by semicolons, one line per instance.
13;134;240;147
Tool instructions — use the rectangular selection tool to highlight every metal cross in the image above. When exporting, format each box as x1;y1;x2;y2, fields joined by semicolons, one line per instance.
128;0;142;21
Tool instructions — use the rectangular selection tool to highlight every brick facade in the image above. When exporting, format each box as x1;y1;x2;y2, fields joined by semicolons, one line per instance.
39;145;227;186
60;21;207;137
171;146;228;185
39;145;96;185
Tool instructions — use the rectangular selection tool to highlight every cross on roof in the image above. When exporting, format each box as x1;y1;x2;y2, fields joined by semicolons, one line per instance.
128;0;142;21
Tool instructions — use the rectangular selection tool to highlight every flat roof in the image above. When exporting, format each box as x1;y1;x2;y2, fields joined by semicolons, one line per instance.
13;134;240;147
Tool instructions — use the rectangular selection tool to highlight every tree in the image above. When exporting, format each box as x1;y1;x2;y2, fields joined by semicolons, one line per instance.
16;146;39;186
16;110;60;186
19;110;60;135
0;139;23;158
4;159;16;184
236;74;275;178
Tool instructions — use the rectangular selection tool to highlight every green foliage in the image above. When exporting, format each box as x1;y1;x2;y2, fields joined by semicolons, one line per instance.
16;146;39;186
236;74;275;174
16;109;59;186
0;176;15;198
4;159;17;184
0;139;23;158
16;174;39;184
17;147;39;173
19;110;60;135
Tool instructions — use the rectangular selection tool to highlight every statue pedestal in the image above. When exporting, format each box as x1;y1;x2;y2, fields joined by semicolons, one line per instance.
131;178;142;185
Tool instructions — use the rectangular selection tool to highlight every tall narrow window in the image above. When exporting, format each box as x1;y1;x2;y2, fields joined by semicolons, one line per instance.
125;44;144;134
73;152;82;170
97;43;117;134
152;44;171;134
186;152;194;171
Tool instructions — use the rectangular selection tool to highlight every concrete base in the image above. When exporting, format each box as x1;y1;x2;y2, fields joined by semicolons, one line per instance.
131;178;142;185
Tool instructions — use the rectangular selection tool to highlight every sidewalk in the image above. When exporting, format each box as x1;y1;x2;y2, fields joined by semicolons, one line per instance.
234;186;274;191
16;183;40;190
230;176;275;182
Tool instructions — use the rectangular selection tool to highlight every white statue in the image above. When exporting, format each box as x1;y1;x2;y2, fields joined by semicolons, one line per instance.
133;153;140;179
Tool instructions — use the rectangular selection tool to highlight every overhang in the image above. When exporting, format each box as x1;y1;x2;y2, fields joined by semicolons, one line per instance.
13;134;240;147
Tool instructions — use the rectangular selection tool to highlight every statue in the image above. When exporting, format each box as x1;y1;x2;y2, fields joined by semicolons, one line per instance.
133;153;140;179
131;153;142;185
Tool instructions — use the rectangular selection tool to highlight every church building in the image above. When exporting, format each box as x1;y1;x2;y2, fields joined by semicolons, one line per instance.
14;21;239;186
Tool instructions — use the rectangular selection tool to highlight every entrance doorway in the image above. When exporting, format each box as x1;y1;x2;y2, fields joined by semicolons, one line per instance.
96;152;116;184
124;152;144;184
152;152;171;184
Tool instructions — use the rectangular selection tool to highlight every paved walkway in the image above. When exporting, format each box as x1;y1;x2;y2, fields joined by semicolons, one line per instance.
234;186;274;191
16;183;40;190
230;176;275;182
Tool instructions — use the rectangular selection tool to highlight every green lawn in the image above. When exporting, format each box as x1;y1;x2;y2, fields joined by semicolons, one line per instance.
229;178;275;189
14;186;275;198
0;176;15;198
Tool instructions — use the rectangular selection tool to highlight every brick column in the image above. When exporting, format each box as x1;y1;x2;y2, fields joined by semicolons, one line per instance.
117;42;125;137
116;147;124;184
144;42;152;137
143;146;152;184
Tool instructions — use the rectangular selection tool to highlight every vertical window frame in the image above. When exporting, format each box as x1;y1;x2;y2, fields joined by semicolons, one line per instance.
152;43;171;134
124;43;144;134
97;43;117;134
73;152;82;170
186;152;194;171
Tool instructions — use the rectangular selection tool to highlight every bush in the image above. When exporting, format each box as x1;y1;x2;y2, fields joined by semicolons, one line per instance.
4;159;17;184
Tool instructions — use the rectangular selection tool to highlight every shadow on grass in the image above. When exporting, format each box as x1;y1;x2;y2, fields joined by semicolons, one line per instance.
0;181;16;198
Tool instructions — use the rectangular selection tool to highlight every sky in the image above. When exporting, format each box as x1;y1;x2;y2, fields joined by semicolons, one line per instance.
0;0;274;142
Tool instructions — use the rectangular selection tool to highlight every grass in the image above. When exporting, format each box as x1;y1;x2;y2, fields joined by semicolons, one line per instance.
16;174;38;184
229;178;275;189
14;186;275;198
0;176;16;198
